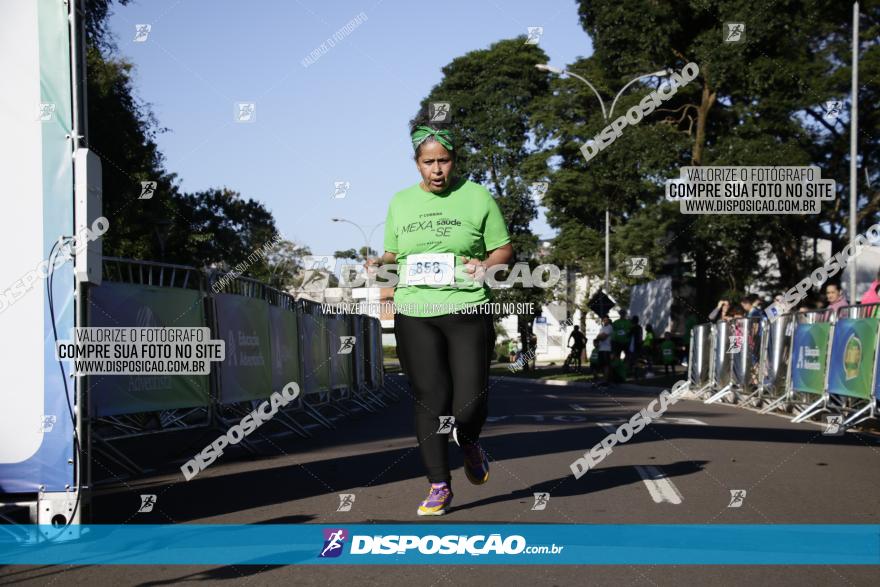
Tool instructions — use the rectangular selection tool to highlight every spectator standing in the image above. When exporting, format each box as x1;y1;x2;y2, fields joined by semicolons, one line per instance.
595;316;613;385
660;332;676;375
740;294;765;319
708;299;731;322
825;283;848;319
611;310;633;361
860;269;880;305
628;316;643;375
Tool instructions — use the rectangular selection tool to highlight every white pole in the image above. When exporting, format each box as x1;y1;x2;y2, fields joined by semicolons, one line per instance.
605;209;610;290
850;2;859;299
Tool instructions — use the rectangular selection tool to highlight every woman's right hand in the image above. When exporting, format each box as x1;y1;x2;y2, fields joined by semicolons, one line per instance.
364;257;381;278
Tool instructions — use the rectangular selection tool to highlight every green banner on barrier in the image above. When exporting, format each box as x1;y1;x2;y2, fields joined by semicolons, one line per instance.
828;318;878;399
302;310;330;393
215;294;272;403
369;317;383;389
790;322;831;395
328;316;344;389
341;315;354;387
269;305;301;393
88;282;210;416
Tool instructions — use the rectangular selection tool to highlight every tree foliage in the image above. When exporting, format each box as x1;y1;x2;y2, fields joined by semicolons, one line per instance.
83;0;293;281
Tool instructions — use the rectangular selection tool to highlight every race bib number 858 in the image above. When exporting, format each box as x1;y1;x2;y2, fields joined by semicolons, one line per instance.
403;253;455;286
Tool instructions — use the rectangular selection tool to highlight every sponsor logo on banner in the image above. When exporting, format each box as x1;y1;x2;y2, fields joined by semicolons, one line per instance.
843;334;862;381
795;345;822;370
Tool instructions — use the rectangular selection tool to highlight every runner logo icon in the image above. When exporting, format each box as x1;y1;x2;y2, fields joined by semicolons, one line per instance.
728;489;747;508
138;494;157;513
319;528;348;558
531;493;549;510
337;494;355;512
437;416;455;433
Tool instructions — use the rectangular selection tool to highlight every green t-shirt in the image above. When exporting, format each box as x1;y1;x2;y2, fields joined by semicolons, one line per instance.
660;340;675;364
611;318;632;344
383;178;511;317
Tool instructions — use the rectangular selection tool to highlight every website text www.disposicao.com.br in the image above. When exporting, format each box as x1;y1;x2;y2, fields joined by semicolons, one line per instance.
318;530;564;558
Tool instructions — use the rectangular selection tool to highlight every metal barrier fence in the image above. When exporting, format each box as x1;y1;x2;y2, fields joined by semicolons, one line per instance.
82;258;391;480
756;313;795;404
689;305;878;428
710;319;734;397
687;323;713;394
706;316;764;405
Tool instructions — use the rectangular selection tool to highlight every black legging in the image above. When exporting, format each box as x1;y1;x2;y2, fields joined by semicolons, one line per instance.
394;306;494;484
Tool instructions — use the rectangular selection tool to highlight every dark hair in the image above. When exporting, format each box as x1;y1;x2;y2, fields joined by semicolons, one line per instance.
408;107;457;162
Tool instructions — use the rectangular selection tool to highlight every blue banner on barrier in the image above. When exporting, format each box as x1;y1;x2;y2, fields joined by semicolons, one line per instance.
828;318;878;400
2;525;878;565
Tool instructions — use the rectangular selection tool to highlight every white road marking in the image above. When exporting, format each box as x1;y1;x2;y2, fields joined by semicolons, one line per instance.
545;380;569;386
545;394;558;399
595;422;618;434
634;465;683;504
660;417;708;426
570;404;588;412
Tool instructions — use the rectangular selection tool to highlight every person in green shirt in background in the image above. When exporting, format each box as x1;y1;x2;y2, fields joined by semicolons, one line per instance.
660;331;676;375
367;115;513;517
611;310;633;361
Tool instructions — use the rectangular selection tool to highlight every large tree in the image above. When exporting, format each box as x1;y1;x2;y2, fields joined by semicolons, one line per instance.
83;0;296;278
416;37;554;328
530;0;879;317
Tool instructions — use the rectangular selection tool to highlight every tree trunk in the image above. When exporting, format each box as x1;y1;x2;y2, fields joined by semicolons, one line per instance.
692;82;717;166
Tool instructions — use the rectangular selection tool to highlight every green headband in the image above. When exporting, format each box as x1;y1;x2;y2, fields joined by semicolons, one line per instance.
411;125;455;152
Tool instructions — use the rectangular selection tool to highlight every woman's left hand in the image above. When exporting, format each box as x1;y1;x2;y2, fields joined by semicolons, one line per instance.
461;257;487;281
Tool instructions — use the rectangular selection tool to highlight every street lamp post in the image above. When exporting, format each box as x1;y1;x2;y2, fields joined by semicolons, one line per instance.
849;1;859;299
535;64;670;291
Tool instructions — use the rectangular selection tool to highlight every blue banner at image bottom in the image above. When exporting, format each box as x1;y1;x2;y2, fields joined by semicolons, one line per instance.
1;525;878;565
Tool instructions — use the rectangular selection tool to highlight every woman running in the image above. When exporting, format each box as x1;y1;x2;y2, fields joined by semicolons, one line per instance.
367;116;513;516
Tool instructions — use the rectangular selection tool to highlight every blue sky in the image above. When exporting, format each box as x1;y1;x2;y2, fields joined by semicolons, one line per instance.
107;0;594;256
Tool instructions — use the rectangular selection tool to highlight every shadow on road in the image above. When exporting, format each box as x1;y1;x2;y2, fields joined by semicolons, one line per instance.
90;377;866;524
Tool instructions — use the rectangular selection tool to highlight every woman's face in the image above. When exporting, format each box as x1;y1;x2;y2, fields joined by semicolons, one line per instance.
416;140;455;193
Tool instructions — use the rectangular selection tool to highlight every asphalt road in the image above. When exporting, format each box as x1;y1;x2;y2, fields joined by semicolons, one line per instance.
2;374;879;585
